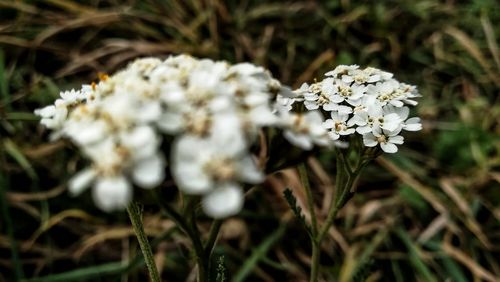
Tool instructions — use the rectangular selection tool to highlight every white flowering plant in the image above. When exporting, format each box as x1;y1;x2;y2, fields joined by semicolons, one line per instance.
274;64;422;281
35;56;421;281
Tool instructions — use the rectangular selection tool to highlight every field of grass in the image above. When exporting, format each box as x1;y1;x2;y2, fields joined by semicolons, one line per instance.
0;0;499;281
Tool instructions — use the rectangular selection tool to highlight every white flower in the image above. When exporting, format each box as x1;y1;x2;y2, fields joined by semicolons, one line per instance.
349;104;402;134
290;64;421;154
323;112;355;140
34;89;87;131
362;128;404;153
341;69;381;85
366;79;404;107
328;78;367;104
281;110;331;150
172;114;262;194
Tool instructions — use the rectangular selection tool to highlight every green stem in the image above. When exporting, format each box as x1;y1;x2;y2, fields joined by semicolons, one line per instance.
156;196;210;281
186;203;208;282
127;202;161;282
204;219;222;257
310;240;320;282
299;162;322;282
298;163;318;237
310;149;369;282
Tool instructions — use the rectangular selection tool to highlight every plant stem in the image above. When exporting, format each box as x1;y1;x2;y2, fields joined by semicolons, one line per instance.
156;196;218;281
186;202;208;282
309;149;368;282
204;219;223;257
310;240;320;282
127;202;161;282
299;163;318;236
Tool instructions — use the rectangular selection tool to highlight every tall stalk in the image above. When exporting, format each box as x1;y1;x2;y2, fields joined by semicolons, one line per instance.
127;202;161;282
156;195;222;281
306;148;371;282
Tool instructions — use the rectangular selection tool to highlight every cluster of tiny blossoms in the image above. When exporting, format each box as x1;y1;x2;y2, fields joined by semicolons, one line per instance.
277;65;422;153
35;55;331;218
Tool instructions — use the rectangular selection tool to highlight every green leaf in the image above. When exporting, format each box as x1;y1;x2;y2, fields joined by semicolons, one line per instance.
283;188;312;237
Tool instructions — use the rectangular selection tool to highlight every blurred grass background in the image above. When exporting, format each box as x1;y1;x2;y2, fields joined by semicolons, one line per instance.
0;0;499;281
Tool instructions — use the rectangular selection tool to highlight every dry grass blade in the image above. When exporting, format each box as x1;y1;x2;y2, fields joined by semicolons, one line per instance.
480;14;500;71
23;209;100;250
444;26;499;86
339;227;389;282
34;12;123;46
295;49;335;87
441;241;497;282
22;141;66;159
417;214;448;243
0;0;38;14
73;226;165;259
7;185;65;202
44;0;96;14
376;157;447;214
440;178;491;248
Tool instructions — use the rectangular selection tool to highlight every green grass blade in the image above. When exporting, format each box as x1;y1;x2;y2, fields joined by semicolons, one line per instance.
396;228;437;282
0;164;25;280
0;49;9;105
21;261;133;282
232;224;286;282
3;138;37;180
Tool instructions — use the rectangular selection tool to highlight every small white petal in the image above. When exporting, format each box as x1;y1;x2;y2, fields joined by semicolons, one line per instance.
356;126;372;134
284;131;313;150
404;117;422;131
237;156;264;184
157;111;184;133
132;155;165;188
380;142;398;153
328;131;340;140
68;168;96;196
363;134;378;147
34;105;56;118
202;184;244;218
323;119;334;129
137;102;162;122
389;135;404;144
93;176;132;212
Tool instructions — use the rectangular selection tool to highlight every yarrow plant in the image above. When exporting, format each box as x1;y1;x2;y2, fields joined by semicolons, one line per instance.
35;57;422;281
276;64;422;153
275;64;422;281
35;55;315;218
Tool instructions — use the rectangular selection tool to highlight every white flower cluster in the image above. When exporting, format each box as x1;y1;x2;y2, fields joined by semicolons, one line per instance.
36;55;328;218
276;65;422;153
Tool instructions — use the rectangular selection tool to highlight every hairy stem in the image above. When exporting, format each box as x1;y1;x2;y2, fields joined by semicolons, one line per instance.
127;202;161;282
310;149;368;282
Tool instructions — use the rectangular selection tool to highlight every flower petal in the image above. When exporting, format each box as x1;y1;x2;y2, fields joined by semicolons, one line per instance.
380;142;398;153
132;155;165;188
93;176;132;212
202;184;244;218
68;168;96;196
363;133;378;147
